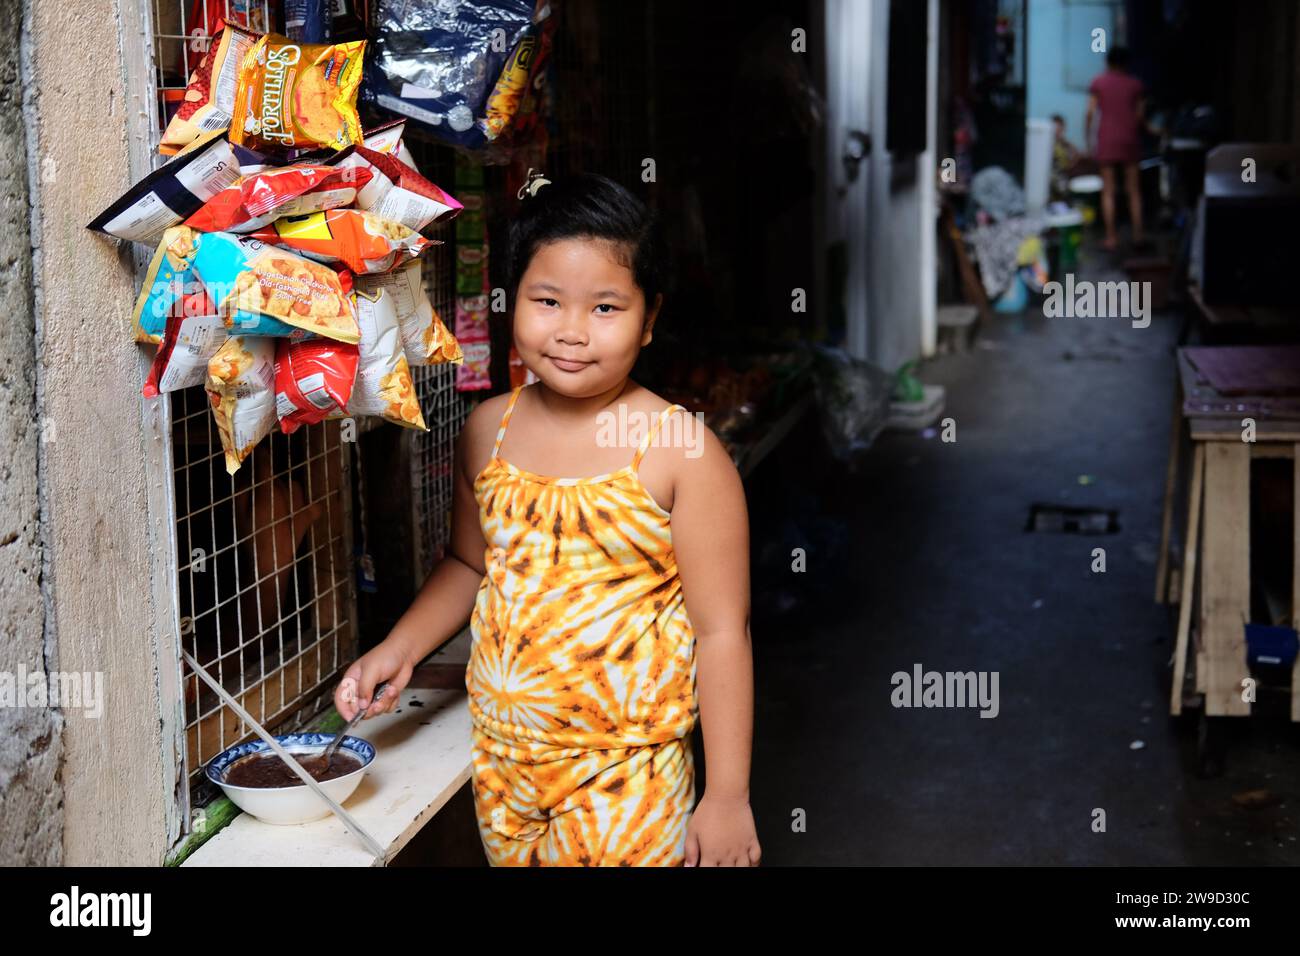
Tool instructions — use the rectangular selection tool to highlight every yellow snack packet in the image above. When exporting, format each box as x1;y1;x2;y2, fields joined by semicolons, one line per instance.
231;33;365;151
356;260;463;366
347;289;427;431
206;336;277;474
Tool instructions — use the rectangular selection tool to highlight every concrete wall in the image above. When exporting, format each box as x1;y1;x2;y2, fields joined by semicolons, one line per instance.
17;0;175;865
0;0;61;867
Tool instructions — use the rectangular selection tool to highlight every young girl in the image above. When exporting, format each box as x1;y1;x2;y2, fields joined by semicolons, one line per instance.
333;171;759;867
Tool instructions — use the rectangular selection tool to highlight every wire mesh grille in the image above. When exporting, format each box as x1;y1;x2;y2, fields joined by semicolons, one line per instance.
146;0;476;811
406;143;471;580
149;0;355;803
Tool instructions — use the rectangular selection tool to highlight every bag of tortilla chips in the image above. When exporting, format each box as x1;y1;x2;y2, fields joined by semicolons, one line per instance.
231;32;365;151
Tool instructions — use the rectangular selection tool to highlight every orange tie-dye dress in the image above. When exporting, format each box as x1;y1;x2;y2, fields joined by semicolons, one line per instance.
467;383;699;865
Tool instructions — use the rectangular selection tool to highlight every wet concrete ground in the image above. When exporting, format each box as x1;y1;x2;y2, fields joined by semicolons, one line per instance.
743;242;1300;865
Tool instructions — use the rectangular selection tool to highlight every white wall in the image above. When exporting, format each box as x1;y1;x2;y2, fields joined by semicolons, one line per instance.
1027;0;1121;149
862;0;938;372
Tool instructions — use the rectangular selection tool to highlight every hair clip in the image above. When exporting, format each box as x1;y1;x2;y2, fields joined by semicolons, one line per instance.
517;168;552;200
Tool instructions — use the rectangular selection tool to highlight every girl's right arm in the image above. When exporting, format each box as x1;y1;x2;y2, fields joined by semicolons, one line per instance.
333;404;494;721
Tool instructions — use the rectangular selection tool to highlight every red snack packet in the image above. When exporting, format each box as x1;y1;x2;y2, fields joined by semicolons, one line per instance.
249;208;436;274
185;160;371;232
273;336;360;434
334;146;462;230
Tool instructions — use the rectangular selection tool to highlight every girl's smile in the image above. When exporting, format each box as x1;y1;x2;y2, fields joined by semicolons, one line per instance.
513;237;660;397
546;355;595;372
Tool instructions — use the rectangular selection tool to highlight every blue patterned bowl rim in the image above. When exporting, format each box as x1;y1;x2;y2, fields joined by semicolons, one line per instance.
205;733;376;790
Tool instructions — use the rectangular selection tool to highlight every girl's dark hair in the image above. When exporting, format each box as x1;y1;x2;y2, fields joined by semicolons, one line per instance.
505;173;671;316
1106;45;1130;69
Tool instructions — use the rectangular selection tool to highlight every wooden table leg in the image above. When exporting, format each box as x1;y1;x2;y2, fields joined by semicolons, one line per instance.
1156;377;1184;604
1200;441;1252;717
1171;443;1204;716
1292;442;1300;722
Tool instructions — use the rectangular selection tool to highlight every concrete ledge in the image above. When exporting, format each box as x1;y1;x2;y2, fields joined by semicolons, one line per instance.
184;631;474;867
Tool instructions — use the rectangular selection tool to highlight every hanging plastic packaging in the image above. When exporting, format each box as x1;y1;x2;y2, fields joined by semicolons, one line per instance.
362;0;546;149
184;159;371;232
346;288;427;430
230;32;366;152
331;146;462;230
160;24;259;155
88;130;241;243
249;208;436;274
144;313;229;397
274;336;359;433
355;260;462;365
207;335;278;474
193;232;360;342
131;226;205;343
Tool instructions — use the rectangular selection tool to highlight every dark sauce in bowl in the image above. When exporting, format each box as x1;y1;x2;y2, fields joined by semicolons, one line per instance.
224;749;363;789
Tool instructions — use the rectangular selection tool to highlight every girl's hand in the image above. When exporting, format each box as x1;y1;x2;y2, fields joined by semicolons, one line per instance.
684;792;761;867
333;639;416;721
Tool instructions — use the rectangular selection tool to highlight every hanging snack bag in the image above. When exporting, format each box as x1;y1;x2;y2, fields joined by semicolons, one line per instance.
455;341;492;391
207;335;278;474
230;32;365;152
144;313;229;397
360;119;420;169
88;130;241;243
250;208;436;274
193;232;360;342
454;291;489;343
131;226;206;343
293;118;404;163
274;337;359;433
160;24;260;155
478;31;536;142
356;260;462;365
361;119;404;153
347;288;427;430
333;146;461;230
184;159;371;232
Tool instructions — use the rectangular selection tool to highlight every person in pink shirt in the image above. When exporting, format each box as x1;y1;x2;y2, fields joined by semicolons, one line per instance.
1085;46;1148;250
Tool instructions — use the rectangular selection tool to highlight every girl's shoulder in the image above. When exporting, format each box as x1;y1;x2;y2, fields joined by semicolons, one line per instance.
621;383;732;479
619;381;685;418
458;388;518;482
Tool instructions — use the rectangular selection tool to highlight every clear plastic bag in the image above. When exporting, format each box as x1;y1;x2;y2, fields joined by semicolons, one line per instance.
365;0;543;148
811;345;892;464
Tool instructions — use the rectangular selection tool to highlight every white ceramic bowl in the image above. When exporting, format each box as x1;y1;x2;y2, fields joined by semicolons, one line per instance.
206;733;375;826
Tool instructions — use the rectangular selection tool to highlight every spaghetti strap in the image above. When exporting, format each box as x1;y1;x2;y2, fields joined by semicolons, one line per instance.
491;385;525;458
632;404;686;472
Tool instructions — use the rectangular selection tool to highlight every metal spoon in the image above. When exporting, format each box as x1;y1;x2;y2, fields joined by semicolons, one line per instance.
320;680;389;770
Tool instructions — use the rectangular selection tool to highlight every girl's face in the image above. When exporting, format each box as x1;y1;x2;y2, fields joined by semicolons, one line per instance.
513;237;662;397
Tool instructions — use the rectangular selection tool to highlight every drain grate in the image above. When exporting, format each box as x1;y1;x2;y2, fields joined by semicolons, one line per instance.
1025;504;1121;534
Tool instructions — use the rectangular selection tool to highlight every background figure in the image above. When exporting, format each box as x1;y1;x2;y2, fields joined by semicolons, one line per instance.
1049;113;1082;201
1085;46;1147;250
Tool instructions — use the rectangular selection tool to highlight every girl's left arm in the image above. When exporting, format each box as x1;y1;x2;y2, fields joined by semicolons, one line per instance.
670;417;760;866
